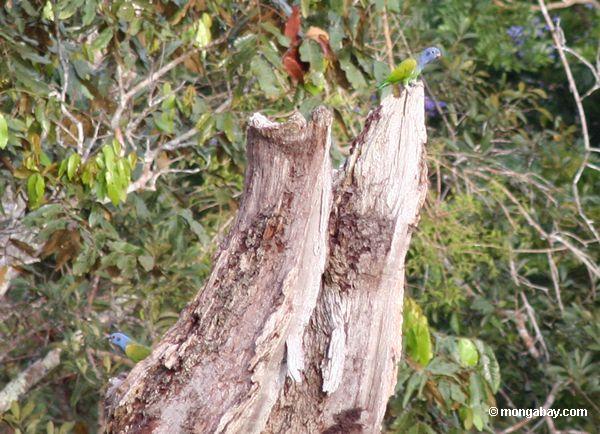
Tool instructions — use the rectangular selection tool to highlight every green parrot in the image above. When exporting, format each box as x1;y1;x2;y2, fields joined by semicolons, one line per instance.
377;46;441;89
108;332;151;363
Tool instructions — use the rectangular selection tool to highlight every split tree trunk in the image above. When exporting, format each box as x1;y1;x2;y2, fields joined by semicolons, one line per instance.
105;84;428;434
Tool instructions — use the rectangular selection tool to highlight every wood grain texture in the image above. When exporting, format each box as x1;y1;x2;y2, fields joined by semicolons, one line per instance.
106;84;428;434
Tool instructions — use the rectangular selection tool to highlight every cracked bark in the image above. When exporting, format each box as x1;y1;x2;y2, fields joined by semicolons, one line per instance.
105;84;428;434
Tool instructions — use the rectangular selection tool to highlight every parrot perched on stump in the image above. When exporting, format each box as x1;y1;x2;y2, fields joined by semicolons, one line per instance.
377;46;441;89
108;332;151;363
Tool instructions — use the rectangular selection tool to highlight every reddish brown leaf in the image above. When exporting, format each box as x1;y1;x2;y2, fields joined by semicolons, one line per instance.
9;238;37;256
283;47;306;83
316;35;332;58
305;26;328;42
284;6;301;47
306;26;332;59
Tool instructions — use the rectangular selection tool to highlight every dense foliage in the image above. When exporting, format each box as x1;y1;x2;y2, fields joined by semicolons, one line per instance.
0;0;598;432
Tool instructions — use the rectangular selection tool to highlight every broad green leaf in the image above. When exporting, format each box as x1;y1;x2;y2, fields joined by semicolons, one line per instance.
27;173;45;208
40;151;51;167
0;114;8;149
250;56;280;99
299;39;325;72
426;359;459;376
58;422;75;434
459;406;473;430
472;405;485;431
301;0;310;17
458;338;479;367
67;153;81;180
338;51;367;89
154;111;174;134
91;28;113;52
402;372;425;408
450;383;467;404
11;400;20;419
102;145;116;172
195;113;215;145
138;254;155;271
42;1;53;20
73;244;97;276
127;152;137;170
403;298;433;366
194;13;212;48
112;138;122;156
105;171;120;205
82;0;97;25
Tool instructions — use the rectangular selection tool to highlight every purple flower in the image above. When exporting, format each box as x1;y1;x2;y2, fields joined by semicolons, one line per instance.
507;25;525;46
425;96;446;117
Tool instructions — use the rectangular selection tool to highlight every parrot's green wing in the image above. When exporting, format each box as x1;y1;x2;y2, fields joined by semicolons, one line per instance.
125;343;151;363
377;58;418;89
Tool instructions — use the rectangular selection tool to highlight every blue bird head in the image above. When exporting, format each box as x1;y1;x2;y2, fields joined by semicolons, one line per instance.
418;47;442;69
108;332;132;352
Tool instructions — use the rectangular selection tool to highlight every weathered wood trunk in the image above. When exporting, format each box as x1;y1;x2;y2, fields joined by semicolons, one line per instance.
105;84;428;434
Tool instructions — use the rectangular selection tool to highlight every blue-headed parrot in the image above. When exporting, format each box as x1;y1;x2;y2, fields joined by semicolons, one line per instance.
108;332;151;363
377;47;441;89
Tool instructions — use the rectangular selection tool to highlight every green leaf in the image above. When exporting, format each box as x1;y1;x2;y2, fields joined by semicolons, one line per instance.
250;56;280;99
301;0;310;17
102;145;116;172
426;359;460;376
459;406;473;430
0;114;8;149
195;113;215;145
105;171;120;206
138;254;155;271
27;173;45;208
67;153;81;180
11;400;20;419
402;372;425;408
154;111;174;134
472;405;485;431
58;422;75;434
73;244;97;276
82;0;97;26
42;1;54;20
299;39;325;72
112;138;122;156
450;383;467;404
478;342;501;393
458;338;479;367
91;28;113;52
338;50;367;89
403;298;433;366
194;13;212;48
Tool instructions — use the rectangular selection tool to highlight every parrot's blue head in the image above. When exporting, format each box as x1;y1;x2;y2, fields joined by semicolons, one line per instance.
418;47;442;69
108;332;132;352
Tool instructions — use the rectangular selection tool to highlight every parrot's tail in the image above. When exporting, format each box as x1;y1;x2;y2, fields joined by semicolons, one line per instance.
376;80;390;90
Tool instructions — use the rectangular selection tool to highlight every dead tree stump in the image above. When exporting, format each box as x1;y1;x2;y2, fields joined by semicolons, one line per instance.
105;84;428;434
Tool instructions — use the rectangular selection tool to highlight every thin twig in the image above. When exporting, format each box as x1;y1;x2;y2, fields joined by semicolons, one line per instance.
53;5;84;152
537;1;598;242
497;382;563;434
532;0;600;10
546;251;565;313
381;5;395;69
110;35;228;130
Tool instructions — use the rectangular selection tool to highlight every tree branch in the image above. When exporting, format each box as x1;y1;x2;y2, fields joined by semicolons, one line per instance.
0;348;62;413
